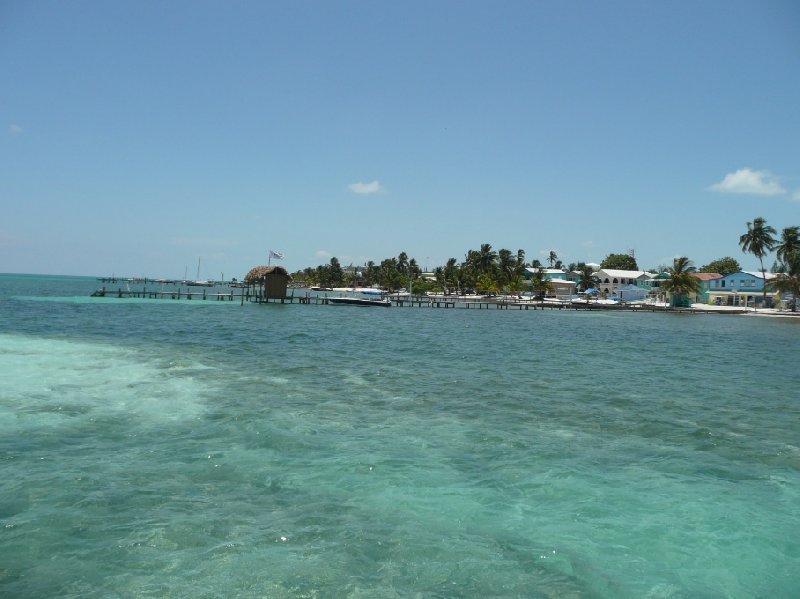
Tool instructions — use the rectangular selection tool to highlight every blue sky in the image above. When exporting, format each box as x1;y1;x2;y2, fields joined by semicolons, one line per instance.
2;1;799;278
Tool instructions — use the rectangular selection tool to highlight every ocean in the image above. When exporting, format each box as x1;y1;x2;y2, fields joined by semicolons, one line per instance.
1;274;798;598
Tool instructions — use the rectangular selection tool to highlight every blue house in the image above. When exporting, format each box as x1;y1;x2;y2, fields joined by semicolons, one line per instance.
707;271;778;307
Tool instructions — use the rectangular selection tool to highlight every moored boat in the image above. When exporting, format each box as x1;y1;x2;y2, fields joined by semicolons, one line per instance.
328;296;391;307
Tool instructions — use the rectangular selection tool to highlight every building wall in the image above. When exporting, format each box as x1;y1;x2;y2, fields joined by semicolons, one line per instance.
264;274;289;299
595;270;649;295
709;272;765;293
706;271;777;306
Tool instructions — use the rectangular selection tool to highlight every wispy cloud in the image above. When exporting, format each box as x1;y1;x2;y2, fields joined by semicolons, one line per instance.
793;189;800;202
348;180;384;195
708;168;785;196
9;124;22;135
315;250;331;258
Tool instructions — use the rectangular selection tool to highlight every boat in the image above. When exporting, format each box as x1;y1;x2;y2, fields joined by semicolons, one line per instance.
328;296;391;307
186;257;215;286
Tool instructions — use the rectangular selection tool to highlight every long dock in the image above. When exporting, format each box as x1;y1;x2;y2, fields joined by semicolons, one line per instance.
90;287;753;314
92;287;241;301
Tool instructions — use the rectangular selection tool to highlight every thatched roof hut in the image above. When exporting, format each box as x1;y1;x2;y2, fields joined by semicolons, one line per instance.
244;265;292;300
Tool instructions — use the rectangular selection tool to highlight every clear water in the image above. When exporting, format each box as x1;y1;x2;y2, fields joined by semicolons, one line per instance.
1;274;798;598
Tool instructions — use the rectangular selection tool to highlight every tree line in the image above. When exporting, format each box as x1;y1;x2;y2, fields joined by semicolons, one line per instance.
292;245;626;295
658;217;800;310
290;218;800;309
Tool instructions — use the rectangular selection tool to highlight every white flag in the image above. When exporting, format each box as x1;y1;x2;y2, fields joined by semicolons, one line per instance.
269;250;284;260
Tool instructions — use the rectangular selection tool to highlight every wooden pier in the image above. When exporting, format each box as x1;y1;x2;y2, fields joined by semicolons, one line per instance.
92;287;241;301
89;287;752;315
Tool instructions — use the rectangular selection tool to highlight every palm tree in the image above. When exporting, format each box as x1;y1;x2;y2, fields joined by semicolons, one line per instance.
578;266;598;292
768;250;800;311
433;266;446;292
364;261;378;286
528;268;553;303
775;226;800;265
497;248;515;288
506;273;525;297
476;273;498;295
497;248;527;291
397;252;409;276
476;243;498;274
378;257;402;291
443;257;459;293
547;250;558;268
661;256;700;307
516;248;526;266
739;217;776;306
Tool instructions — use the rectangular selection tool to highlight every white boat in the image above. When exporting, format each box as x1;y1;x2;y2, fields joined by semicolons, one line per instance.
328;296;391;307
186;257;214;286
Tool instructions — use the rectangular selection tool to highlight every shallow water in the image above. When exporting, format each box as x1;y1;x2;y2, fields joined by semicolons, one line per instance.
1;274;798;597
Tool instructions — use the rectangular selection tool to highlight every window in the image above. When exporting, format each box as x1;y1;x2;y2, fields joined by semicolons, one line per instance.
721;280;725;288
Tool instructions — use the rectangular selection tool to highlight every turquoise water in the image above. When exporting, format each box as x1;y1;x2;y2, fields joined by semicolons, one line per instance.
1;274;798;598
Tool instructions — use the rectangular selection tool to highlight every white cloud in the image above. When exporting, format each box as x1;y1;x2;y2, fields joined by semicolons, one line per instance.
708;168;785;195
9;124;22;134
793;189;800;202
315;250;331;258
348;180;384;194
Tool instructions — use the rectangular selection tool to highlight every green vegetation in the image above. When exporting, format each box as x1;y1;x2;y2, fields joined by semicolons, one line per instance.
600;253;638;271
739;217;777;306
578;265;599;292
661;256;700;307
769;226;800;311
292;244;527;294
289;222;800;310
700;257;740;275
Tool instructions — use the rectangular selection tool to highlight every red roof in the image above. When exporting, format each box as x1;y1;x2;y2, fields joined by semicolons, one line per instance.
692;272;722;280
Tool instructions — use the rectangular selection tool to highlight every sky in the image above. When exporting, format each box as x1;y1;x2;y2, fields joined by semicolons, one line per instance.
2;0;799;278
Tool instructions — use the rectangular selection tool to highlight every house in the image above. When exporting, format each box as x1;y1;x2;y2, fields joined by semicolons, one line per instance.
706;271;778;307
635;272;669;300
614;284;648;301
691;273;722;304
594;269;651;295
522;268;577;298
522;268;573;281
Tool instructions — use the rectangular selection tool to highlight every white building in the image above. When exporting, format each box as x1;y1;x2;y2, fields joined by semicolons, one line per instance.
595;269;652;295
